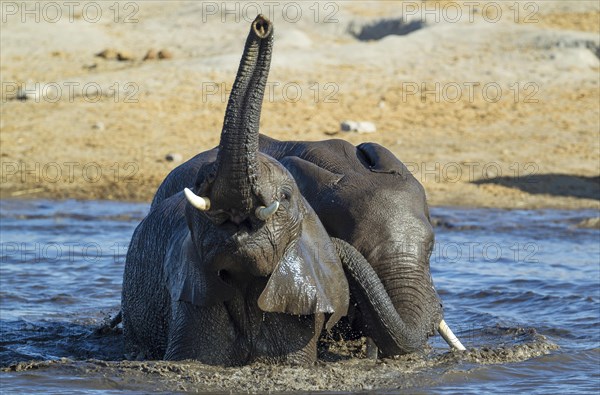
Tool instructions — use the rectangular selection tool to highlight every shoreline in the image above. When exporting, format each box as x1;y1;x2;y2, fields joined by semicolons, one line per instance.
1;187;598;212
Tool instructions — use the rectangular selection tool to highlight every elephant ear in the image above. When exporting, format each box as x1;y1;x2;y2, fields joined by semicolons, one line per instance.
279;156;343;193
258;199;349;329
165;231;234;307
356;142;410;176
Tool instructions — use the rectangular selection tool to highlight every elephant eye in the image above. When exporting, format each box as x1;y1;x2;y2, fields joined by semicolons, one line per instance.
279;190;291;201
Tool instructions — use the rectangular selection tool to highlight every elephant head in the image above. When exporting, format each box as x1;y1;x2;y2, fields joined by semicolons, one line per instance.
278;142;465;355
172;15;348;330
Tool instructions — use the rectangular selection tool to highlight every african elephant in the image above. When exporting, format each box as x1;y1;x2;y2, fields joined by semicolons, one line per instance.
121;15;349;365
149;15;465;356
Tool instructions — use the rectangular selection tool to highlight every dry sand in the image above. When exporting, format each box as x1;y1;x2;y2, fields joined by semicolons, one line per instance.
1;0;599;210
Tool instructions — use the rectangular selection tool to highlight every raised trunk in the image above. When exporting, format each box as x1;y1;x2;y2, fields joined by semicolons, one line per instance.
212;15;273;212
332;237;438;355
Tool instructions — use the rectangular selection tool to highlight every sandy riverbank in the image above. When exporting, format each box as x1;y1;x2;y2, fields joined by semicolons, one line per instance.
1;1;598;209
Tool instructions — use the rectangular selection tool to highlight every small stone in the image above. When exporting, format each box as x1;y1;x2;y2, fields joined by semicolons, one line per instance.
117;51;134;61
16;86;41;101
341;120;357;132
165;153;183;162
357;122;377;133
340;120;377;134
96;49;134;61
96;49;118;60
158;49;173;59
143;49;158;61
92;122;105;131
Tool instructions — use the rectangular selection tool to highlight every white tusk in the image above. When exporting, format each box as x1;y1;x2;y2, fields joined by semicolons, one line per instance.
184;188;210;211
438;319;466;351
255;201;279;221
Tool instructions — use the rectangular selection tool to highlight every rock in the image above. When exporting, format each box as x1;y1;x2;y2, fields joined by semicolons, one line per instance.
158;49;173;60
15;86;41;101
340;121;357;132
340;121;377;134
165;153;183;162
550;47;599;69
143;49;158;61
92;122;105;131
117;51;135;61
96;49;118;60
533;33;599;59
96;49;134;61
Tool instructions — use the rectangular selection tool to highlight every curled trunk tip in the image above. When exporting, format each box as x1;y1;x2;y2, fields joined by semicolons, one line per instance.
253;14;272;39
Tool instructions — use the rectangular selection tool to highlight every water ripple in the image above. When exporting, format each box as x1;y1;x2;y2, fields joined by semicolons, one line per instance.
0;201;598;393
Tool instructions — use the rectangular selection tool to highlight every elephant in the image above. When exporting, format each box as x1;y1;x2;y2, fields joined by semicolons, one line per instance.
149;15;465;356
121;15;350;365
154;144;466;357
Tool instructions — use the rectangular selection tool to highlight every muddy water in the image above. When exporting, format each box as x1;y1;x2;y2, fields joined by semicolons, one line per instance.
0;200;598;393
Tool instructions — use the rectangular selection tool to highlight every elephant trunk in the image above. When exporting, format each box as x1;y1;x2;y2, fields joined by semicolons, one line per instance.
333;238;422;354
212;15;273;213
332;238;464;355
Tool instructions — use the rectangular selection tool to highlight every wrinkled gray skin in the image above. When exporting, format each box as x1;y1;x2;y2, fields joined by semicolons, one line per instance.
151;19;443;356
122;16;349;366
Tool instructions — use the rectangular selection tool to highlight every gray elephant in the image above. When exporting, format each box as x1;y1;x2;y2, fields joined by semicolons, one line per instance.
151;15;465;356
121;16;350;365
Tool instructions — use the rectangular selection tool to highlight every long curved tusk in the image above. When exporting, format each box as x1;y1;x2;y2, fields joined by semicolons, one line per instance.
184;188;210;211
438;319;466;351
255;201;279;221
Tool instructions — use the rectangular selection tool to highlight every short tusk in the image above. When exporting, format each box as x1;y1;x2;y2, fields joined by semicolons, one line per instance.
184;187;210;211
438;319;466;351
255;201;279;221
